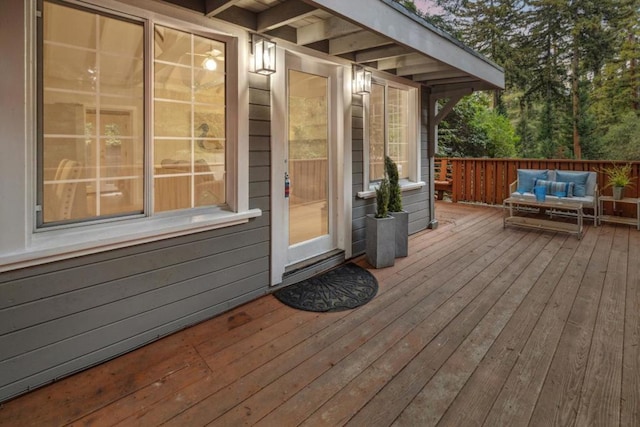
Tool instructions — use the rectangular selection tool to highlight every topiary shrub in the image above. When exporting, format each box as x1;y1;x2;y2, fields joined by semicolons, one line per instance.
375;177;390;218
385;156;403;212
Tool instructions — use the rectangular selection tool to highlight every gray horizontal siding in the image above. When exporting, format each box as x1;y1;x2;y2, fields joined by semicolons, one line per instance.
0;74;273;402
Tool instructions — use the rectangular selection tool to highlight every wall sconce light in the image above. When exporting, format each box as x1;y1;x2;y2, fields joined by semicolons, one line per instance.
353;65;372;95
252;34;276;75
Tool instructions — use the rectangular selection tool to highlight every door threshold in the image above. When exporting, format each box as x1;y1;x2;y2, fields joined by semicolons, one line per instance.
281;249;345;287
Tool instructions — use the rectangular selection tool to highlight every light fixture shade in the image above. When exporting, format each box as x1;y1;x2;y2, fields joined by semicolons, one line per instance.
253;35;276;75
353;65;372;94
202;56;217;71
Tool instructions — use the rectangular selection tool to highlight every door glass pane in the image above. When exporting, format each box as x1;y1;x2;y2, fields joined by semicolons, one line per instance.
41;1;144;224
288;70;328;246
369;83;385;181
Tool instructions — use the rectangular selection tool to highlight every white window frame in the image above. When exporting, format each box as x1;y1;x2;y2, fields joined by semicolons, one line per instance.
357;74;425;199
0;0;258;272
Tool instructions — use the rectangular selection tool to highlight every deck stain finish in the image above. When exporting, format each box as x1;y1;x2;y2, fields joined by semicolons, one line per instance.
1;203;637;427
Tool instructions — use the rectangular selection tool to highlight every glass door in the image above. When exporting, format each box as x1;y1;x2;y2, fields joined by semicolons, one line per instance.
271;52;343;285
287;69;329;246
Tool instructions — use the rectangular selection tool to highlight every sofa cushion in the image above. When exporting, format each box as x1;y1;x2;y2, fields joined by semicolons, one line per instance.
556;171;591;197
510;191;595;207
517;169;549;193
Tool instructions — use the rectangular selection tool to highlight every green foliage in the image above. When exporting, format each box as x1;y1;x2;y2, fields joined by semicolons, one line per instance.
601;112;640;160
375;177;390;219
434;0;639;161
597;162;636;188
385;156;403;212
438;93;519;158
437;94;488;157
472;108;519;158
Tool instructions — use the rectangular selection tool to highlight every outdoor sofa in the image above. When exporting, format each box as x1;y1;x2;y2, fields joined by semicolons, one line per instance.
509;169;599;225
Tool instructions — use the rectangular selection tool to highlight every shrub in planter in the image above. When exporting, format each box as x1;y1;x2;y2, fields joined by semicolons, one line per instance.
366;176;395;268
385;156;408;257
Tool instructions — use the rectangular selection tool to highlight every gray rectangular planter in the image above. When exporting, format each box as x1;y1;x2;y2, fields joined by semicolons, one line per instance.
390;210;409;257
366;214;396;268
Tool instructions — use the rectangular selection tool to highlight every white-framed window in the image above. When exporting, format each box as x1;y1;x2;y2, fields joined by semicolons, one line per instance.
0;0;257;272
358;76;424;198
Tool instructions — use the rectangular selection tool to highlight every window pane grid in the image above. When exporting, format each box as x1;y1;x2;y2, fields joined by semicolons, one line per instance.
40;1;230;226
368;83;412;183
153;26;226;212
41;1;144;224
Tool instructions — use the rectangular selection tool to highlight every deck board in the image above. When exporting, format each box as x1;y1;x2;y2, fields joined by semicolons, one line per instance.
575;226;628;426
483;223;596;426
622;227;640;427
1;202;638;427
528;224;612;426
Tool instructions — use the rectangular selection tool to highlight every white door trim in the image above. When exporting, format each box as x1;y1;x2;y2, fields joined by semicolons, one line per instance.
270;49;351;286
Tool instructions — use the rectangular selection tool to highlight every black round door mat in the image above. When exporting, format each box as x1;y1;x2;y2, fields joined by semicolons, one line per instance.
274;263;378;312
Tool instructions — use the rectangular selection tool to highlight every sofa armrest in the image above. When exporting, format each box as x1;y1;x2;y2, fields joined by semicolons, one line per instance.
509;180;518;194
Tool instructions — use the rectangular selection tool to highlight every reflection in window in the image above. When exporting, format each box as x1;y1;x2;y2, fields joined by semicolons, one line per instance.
40;3;228;224
369;83;385;181
41;1;144;223
153;26;226;212
368;82;410;181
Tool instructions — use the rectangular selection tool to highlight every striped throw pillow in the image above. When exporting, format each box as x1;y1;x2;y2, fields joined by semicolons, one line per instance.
534;179;569;197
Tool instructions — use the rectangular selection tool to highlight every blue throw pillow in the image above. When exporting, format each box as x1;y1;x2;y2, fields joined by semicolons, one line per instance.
534;179;569;197
556;171;589;197
517;169;549;193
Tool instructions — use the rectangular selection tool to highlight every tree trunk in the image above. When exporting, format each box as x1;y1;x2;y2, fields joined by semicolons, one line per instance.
572;36;582;159
630;33;638;111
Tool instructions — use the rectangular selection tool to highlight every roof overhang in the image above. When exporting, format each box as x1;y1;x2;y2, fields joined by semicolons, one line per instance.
162;0;505;94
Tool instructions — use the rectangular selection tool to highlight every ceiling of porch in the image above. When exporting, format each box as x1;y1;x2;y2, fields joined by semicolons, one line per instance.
162;0;505;95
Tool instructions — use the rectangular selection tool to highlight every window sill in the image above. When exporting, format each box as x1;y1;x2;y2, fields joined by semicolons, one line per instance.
0;208;262;272
357;180;426;199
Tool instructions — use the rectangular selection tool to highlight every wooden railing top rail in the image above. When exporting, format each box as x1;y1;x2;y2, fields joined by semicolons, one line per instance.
436;157;640;218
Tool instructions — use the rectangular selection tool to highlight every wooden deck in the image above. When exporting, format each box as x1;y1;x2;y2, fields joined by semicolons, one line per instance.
1;202;638;426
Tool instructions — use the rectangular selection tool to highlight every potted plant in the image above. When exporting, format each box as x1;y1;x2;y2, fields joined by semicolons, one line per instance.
599;163;635;200
366;176;396;268
385;156;408;257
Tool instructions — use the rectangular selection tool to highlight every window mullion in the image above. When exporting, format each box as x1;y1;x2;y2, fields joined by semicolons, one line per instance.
145;20;154;216
384;83;389;159
95;12;102;216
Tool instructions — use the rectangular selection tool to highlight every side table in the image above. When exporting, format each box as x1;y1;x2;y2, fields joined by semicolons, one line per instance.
598;196;640;230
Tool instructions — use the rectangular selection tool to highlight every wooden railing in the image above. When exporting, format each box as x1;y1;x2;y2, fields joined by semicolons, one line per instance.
438;158;640;218
289;158;327;205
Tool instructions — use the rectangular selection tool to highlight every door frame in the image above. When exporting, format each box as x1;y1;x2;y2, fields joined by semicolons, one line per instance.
270;49;352;286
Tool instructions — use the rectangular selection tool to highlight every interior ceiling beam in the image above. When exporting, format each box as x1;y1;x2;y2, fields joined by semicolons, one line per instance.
204;0;242;16
296;16;361;45
257;0;317;32
354;45;413;63
329;31;392;56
